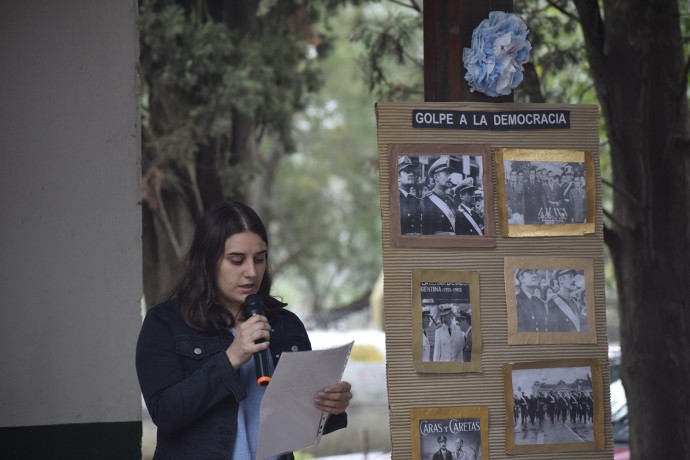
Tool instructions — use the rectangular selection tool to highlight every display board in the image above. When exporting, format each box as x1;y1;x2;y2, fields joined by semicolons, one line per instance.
376;102;612;459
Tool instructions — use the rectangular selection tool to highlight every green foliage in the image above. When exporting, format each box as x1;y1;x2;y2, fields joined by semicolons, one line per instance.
350;1;423;101
270;5;383;311
515;1;595;104
139;0;383;311
139;0;328;164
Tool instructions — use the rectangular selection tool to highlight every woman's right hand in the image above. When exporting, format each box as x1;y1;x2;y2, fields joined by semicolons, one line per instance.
225;314;271;370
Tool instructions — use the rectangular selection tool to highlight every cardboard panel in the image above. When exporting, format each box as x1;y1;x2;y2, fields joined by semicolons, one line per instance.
376;102;612;459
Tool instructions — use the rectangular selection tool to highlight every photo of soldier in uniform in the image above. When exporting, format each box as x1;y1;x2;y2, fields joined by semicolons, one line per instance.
502;159;587;225
420;282;472;363
395;154;486;236
398;156;423;235
413;270;482;373
494;148;595;237
507;363;600;450
512;268;588;333
504;257;596;345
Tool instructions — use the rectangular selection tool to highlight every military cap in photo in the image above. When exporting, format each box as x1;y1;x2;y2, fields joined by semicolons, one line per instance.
515;268;536;283
564;165;574;175
437;304;454;315
456;184;478;196
398;156;414;172
428;156;454;176
452;175;473;187
556;269;578;278
457;309;471;322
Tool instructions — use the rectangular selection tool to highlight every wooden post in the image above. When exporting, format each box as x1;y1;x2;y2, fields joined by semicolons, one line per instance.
424;0;514;102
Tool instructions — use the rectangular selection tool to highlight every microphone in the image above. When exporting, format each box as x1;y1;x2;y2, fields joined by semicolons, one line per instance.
243;294;271;387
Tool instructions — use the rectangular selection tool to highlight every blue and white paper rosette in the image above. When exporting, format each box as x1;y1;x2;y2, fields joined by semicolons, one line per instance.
462;11;531;97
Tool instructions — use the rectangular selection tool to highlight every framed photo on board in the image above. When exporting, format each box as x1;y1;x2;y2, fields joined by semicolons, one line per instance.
411;406;489;460
494;148;596;237
504;358;605;455
412;270;482;373
389;143;495;248
504;256;596;345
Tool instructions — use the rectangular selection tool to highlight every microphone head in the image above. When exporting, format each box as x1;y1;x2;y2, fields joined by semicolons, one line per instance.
243;294;265;316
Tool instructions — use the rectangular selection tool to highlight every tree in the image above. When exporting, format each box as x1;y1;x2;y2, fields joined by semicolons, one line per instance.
139;0;381;310
357;1;690;457
268;5;383;313
570;1;690;457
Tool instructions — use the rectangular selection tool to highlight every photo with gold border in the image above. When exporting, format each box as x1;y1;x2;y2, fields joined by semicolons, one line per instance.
504;256;596;345
412;270;482;373
389;143;495;248
504;358;605;455
494;148;595;237
411;406;489;460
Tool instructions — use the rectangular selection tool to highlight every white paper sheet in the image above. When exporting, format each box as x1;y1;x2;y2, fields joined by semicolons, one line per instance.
256;341;353;459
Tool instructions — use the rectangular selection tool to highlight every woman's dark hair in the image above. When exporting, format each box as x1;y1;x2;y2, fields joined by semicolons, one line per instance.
167;201;284;332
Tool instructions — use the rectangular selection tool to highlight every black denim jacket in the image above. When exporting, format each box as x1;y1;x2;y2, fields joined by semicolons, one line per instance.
136;299;347;460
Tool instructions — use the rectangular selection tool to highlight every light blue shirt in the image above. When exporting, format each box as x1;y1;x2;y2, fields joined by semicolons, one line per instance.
231;351;280;460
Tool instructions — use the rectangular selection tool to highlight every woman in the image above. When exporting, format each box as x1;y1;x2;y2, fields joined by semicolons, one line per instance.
136;201;351;459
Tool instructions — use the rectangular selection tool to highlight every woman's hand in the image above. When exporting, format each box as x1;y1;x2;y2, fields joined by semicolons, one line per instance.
225;314;271;370
314;381;352;415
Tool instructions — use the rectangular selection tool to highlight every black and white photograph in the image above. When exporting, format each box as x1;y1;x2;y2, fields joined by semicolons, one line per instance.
411;407;488;460
504;256;596;345
389;144;495;248
504;359;604;454
494;148;595;237
413;270;482;373
421;283;472;363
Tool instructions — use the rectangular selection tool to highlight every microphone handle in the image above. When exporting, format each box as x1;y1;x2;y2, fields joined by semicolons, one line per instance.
243;294;272;386
254;348;271;387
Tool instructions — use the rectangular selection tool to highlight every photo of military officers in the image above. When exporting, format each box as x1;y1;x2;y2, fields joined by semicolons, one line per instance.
396;154;486;236
511;267;588;333
420;282;473;363
511;365;596;447
502;159;588;225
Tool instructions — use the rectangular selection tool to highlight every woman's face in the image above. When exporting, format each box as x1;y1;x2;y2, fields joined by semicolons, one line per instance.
215;231;267;313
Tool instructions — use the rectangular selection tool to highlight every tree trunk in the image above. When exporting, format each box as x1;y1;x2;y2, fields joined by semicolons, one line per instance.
142;186;199;306
575;1;690;457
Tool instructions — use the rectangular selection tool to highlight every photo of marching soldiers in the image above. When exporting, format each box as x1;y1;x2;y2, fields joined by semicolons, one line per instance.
417;417;482;460
511;365;596;446
512;267;588;334
420;282;473;363
397;154;486;236
502;159;587;225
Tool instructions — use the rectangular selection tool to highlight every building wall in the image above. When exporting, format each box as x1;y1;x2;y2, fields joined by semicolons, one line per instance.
0;1;142;457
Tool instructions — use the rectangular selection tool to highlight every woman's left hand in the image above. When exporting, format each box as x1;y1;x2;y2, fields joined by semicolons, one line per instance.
314;381;352;415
